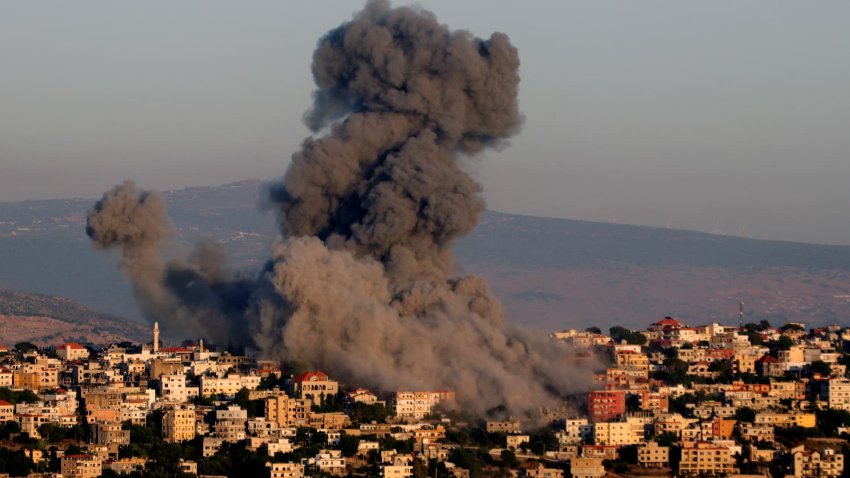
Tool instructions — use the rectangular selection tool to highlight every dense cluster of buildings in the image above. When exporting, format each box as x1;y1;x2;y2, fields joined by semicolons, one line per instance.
548;317;850;477
0;322;456;478
0;316;849;477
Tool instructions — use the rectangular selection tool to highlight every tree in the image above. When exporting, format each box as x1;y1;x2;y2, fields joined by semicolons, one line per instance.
65;444;83;456
530;440;546;456
815;409;850;437
656;432;678;447
586;327;602;335
14;342;37;353
0;388;38;405
609;326;647;345
449;448;484;476
350;402;392;424
500;449;519;468
234;387;250;409
745;330;764;346
809;360;832;377
777;336;794;351
413;458;428;478
735;407;756;423
0;421;20;440
339;432;360;458
618;445;639;464
670;393;702;416
0;448;33;476
663;359;691;386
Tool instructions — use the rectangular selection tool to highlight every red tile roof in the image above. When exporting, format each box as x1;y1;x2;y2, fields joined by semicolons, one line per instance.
653;317;685;328
293;371;329;382
59;343;86;349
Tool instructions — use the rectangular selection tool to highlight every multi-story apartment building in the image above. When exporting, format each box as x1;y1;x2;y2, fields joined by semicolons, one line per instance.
315;450;346;475
0;400;13;421
638;390;669;414
162;404;196;443
770;380;806;400
678;442;735;476
638;442;669;468
587;390;625;423
561;418;589;445
90;421;130;446
214;405;248;443
755;413;816;428
383;464;413;478
268;462;305;478
203;437;225;457
616;351;649;372
265;392;309;428
486;419;521;433
149;358;184;380
160;374;189;402
792;447;844;478
61;454;103;478
738;423;774;443
819;379;850;411
393;391;445;421
570;457;605;478
592;422;640;446
200;373;261;397
266;438;294;455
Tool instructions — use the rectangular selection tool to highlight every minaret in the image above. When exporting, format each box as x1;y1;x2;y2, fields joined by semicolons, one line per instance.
739;302;744;329
153;322;160;353
199;338;204;353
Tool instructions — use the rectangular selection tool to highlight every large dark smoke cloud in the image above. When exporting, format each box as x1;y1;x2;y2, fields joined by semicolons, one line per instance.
87;0;595;416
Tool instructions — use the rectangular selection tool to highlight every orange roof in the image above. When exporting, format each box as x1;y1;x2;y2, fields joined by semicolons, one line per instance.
293;371;329;382
0;400;12;406
654;317;685;327
60;343;86;349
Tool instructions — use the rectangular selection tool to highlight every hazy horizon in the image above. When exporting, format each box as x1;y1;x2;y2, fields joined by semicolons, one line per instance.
3;1;850;244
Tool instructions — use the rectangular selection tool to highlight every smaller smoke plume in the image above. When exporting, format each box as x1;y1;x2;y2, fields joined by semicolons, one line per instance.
86;181;263;346
86;181;171;318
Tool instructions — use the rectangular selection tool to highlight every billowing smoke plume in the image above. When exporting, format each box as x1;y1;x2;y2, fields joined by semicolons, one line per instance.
87;0;596;416
87;181;265;344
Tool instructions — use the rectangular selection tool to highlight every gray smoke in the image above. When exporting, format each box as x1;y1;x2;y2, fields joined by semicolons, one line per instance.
87;0;596;416
87;181;265;345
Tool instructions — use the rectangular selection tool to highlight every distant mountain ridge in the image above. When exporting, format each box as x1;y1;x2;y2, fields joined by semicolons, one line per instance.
0;288;147;345
462;211;850;270
1;180;849;332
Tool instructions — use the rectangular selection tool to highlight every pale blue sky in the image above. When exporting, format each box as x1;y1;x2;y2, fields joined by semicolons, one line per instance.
2;1;850;244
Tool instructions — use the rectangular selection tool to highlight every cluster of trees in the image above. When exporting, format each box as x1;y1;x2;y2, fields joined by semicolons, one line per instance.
0;387;39;404
0;448;34;476
585;326;648;346
609;326;647;345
